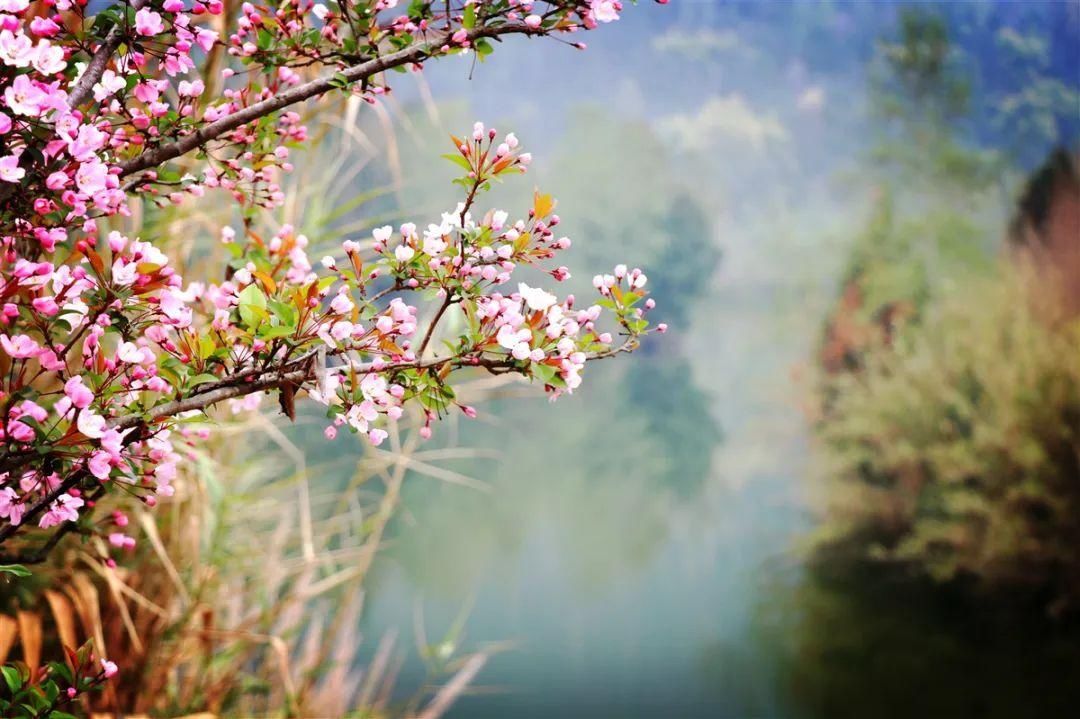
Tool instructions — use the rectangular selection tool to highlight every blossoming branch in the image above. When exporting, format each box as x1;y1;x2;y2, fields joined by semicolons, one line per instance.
0;0;662;583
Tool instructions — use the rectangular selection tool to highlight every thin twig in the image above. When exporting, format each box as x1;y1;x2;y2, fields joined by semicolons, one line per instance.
118;22;541;179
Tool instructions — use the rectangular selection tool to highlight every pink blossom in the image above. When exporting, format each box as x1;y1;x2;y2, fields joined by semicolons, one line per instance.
178;79;205;97
159;289;193;327
195;27;219;52
64;376;94;409
32;40;66;74
67;124;108;162
0;29;33;68
100;428;130;457
38;493;84;528
134;8;165;36
92;69;126;101
88;450;113;479
29;16;62;37
0;153;23;182
31;296;59;315
518;283;558;312
45;171;69;189
497;324;530;350
512;342;532;361
117;341;144;364
0;334;40;358
39;348;65;371
6;419;34;442
0;488;24;526
76;410;106;439
108;532;136;549
590;0;621;23
75;159;109;195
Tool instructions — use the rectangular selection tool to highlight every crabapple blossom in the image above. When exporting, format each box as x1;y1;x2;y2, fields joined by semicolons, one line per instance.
0;5;667;680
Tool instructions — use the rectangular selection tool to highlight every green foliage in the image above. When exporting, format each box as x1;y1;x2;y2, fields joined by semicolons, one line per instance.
810;3;1080;614
0;642;106;718
830;187;996;337
0;566;31;578
876;8;972;123
867;7;1006;192
814;273;1080;609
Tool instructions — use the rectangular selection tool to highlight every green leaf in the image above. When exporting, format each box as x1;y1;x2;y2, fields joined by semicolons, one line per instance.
269;298;298;326
238;284;268;330
256;28;274;51
186;373;220;388
441;153;472;172
463;3;476;28
47;662;72;685
328;71;351;89
259;325;296;340
238;283;267;310
531;363;559;384
0;565;31;578
1;665;22;693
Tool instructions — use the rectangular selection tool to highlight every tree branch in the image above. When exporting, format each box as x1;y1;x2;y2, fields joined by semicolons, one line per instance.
0;485;106;564
0;469;92;545
111;364;313;429
68;0;151;109
117;22;541;179
0;335;641;550
111;338;642;431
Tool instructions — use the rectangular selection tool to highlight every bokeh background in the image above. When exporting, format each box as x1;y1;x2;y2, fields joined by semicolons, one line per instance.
315;2;1080;717
15;2;1075;717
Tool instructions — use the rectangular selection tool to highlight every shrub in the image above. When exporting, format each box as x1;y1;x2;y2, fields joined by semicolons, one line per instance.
813;269;1080;612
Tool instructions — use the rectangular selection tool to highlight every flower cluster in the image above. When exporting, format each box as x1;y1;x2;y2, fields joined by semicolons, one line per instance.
0;0;663;602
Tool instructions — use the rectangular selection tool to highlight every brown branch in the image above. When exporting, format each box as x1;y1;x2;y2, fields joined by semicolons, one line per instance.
68;0;152;109
117;22;542;179
0;469;90;545
111;365;312;429
111;337;642;430
0;485;105;564
0;333;642;551
417;295;455;358
0;521;79;564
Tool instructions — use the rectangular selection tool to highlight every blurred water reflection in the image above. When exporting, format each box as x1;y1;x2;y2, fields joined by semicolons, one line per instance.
350;3;1080;716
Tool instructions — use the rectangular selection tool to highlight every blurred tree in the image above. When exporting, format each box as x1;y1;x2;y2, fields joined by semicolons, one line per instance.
810;4;1080;617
